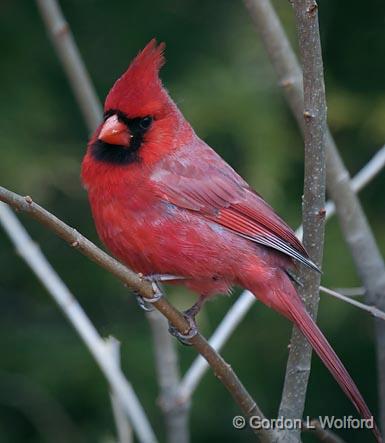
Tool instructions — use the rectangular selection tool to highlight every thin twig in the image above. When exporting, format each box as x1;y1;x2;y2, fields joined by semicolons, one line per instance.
35;0;102;132
297;143;385;239
146;310;189;443
320;286;385;322
0;187;276;443
244;0;385;432
0;202;157;443
105;337;133;443
334;287;365;297
277;2;327;441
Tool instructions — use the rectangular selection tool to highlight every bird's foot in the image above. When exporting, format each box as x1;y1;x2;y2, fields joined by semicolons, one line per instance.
135;274;186;312
168;300;202;346
135;277;166;312
168;315;198;346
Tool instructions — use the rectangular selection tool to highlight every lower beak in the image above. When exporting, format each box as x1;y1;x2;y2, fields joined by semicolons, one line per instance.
99;115;131;146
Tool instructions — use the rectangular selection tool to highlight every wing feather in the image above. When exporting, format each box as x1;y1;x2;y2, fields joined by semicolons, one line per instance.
151;143;319;272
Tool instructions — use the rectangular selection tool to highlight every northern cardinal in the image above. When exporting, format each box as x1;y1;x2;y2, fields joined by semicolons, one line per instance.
82;40;381;441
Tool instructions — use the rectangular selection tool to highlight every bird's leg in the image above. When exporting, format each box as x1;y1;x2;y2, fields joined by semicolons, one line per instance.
168;296;205;346
135;274;186;312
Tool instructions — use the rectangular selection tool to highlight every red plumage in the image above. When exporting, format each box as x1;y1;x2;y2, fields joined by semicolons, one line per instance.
81;39;381;442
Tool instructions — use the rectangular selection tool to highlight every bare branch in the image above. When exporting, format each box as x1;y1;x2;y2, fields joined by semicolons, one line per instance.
244;0;385;432
0;202;157;443
35;0;102;132
179;291;255;399
333;287;365;297
297;143;385;239
146;310;190;443
276;2;327;440
0;187;276;443
105;337;133;443
320;286;385;322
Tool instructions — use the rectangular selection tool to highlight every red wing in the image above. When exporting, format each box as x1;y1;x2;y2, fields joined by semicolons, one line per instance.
151;144;319;271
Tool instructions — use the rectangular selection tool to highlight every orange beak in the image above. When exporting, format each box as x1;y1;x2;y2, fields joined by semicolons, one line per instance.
98;115;131;146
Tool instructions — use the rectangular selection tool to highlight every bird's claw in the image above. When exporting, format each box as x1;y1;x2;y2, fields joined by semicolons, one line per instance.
168;301;202;346
168;313;198;346
135;281;164;312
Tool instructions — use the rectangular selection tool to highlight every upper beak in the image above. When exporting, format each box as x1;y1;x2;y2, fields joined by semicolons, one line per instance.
98;115;131;146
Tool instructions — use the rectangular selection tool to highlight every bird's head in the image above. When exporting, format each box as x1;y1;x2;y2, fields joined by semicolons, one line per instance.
86;39;193;170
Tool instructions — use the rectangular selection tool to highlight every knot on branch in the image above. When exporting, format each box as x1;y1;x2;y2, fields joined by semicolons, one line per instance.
306;2;318;16
303;110;315;120
317;207;326;218
53;21;69;38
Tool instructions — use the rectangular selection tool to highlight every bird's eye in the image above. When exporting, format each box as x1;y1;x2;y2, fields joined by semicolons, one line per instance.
139;116;152;130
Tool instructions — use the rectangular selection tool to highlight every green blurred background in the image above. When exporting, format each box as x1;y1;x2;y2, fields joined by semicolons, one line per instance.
1;1;384;442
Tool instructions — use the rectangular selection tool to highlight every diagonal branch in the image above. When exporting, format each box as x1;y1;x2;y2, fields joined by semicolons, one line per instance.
0;202;157;443
297;143;385;239
0;186;276;443
179;291;255;400
244;0;385;433
105;337;134;443
35;0;102;132
319;286;385;322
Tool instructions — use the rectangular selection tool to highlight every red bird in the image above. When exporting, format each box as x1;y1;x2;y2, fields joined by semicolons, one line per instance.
82;40;380;441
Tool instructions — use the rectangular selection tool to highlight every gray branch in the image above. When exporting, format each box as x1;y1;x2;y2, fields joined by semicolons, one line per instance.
147;311;190;443
0;203;157;443
35;0;102;132
244;0;385;434
276;1;327;441
105;337;134;443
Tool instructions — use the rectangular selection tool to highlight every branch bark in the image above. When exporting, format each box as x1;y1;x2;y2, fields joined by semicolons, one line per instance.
276;2;327;440
147;310;190;443
244;0;385;433
0;186;276;443
105;337;134;443
35;0;102;132
0;202;157;443
178;291;255;400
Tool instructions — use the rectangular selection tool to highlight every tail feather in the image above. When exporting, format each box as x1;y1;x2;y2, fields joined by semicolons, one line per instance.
278;291;382;443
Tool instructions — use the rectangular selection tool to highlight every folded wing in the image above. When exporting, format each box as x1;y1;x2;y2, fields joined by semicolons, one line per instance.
151;143;319;272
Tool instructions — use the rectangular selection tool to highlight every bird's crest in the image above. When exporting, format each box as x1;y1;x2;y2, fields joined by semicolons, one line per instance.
105;39;168;118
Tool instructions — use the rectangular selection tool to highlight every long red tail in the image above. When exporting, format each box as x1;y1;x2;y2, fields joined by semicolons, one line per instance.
277;289;382;442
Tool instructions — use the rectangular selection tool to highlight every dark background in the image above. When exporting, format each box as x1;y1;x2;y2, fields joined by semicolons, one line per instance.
1;1;384;442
